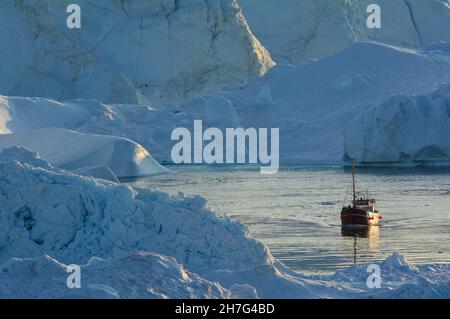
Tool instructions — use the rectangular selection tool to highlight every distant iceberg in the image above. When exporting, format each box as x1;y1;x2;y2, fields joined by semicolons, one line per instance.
0;128;169;180
239;0;450;63
345;85;450;165
2;42;450;166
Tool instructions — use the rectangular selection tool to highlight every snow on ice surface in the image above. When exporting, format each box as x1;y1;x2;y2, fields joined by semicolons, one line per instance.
2;42;450;165
3;0;449;105
0;94;242;163
0;148;271;274
0;127;169;179
0;0;274;105
0;147;53;170
188;42;450;164
0;253;233;299
0;0;144;105
239;0;450;63
1;148;450;298
345;85;450;165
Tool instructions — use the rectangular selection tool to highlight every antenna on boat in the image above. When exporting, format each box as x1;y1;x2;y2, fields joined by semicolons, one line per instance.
352;159;356;202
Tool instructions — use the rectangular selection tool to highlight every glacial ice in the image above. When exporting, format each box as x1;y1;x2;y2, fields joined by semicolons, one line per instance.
0;127;169;179
0;0;274;105
0;253;231;299
2;42;450;165
239;0;450;63
344;85;450;165
0;148;271;274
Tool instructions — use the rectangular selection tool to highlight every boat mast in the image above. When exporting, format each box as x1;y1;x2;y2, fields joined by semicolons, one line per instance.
352;159;356;202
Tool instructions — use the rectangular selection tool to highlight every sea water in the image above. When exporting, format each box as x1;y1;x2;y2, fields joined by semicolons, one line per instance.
124;166;450;274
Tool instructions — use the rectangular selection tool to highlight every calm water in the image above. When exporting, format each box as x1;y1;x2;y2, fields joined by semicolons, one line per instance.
124;166;450;274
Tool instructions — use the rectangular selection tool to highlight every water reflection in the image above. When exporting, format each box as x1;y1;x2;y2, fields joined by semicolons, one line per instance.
341;226;380;265
341;225;380;239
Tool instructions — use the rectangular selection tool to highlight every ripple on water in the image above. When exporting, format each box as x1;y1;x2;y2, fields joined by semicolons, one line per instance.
126;166;450;274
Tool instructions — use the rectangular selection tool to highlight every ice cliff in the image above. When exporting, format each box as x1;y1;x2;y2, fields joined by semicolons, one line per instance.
239;0;450;63
8;0;450;104
0;0;274;105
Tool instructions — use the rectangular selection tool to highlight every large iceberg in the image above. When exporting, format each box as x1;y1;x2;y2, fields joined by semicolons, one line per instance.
0;128;169;179
4;0;449;105
2;42;450;165
344;85;450;165
0;0;274;105
239;0;450;63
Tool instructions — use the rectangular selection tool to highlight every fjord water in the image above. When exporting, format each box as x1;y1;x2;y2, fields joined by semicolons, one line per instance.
125;166;450;274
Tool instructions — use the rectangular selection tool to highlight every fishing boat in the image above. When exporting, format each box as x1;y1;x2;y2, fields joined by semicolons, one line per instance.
341;160;382;226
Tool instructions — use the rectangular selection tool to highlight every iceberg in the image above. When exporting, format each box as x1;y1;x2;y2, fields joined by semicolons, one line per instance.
239;0;450;63
0;0;274;105
2;42;450;165
344;85;450;165
0;128;169;179
217;42;450;164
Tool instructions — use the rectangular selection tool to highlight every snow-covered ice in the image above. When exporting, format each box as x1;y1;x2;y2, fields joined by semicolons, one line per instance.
0;0;274;105
0;148;271;274
0;253;232;299
239;0;450;63
0;128;169;180
345;85;450;165
2;42;450;165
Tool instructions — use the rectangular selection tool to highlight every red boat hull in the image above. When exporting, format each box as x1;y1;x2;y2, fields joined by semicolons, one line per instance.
341;207;381;226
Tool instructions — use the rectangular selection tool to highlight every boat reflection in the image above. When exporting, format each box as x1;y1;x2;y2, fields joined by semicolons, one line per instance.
341;225;380;239
341;225;380;265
